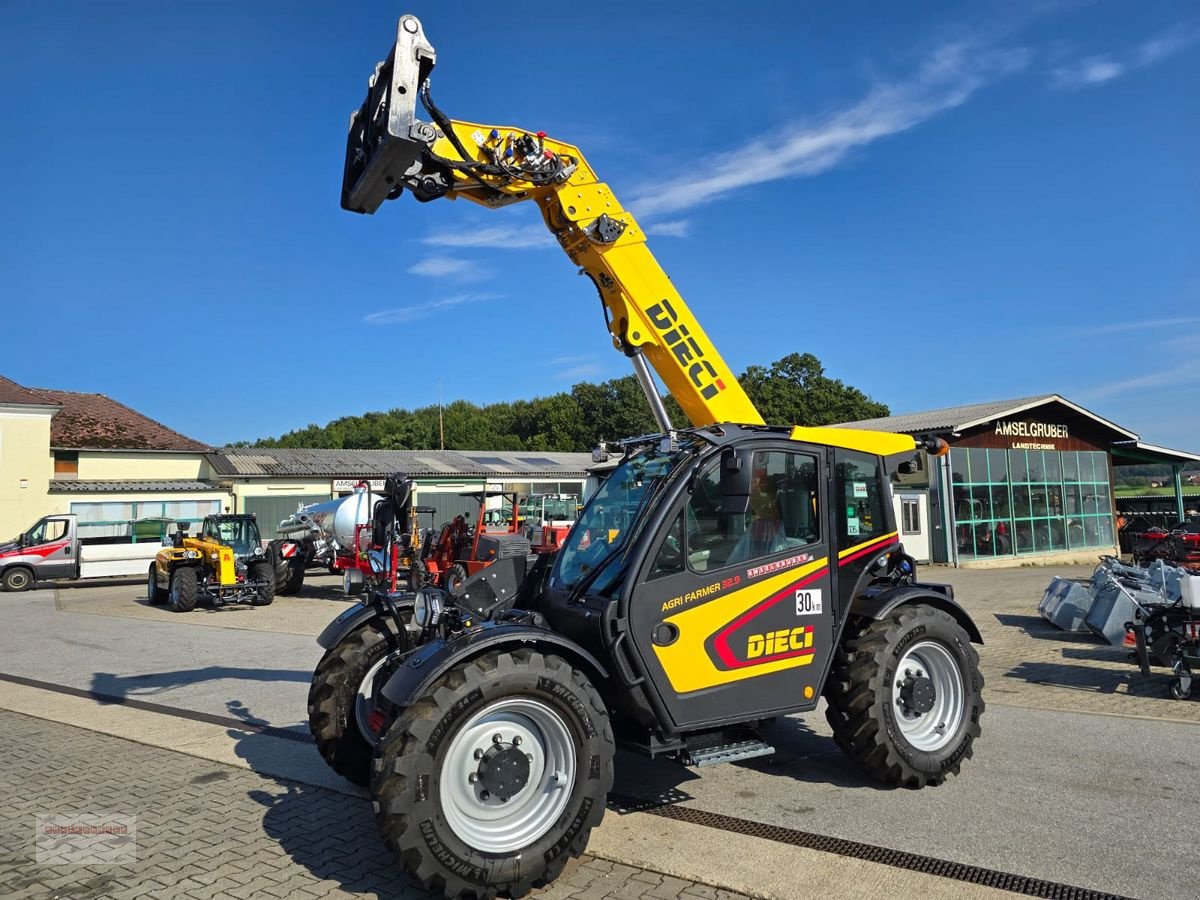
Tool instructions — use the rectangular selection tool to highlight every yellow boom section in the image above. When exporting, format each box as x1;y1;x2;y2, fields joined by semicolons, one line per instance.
426;121;764;428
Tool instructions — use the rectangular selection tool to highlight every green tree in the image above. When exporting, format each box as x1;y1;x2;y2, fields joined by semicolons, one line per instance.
740;352;888;426
248;352;887;449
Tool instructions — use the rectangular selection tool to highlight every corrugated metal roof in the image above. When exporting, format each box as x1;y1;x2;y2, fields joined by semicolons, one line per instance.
207;448;594;479
834;394;1137;441
835;395;1057;434
48;480;224;494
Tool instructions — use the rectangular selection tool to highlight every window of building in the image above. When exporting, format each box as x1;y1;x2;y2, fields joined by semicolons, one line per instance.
901;497;921;535
70;499;222;540
950;448;1113;559
53;451;78;480
649;449;820;577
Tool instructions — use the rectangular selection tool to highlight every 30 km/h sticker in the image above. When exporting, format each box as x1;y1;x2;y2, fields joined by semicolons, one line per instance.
795;589;823;615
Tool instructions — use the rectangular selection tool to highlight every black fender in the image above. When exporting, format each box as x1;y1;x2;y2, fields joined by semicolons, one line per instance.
849;582;983;644
379;620;609;708
316;594;414;649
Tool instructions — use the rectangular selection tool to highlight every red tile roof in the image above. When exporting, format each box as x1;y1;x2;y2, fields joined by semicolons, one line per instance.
0;375;59;407
0;375;208;451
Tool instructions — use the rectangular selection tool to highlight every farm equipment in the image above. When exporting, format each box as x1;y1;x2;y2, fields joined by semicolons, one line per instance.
148;514;274;612
520;492;580;549
1131;518;1200;569
273;476;435;595
415;490;532;594
1040;556;1200;700
307;14;986;898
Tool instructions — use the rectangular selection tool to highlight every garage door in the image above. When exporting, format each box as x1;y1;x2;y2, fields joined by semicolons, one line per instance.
244;495;329;537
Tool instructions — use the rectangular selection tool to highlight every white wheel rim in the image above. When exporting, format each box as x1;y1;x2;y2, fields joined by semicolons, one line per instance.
893;640;965;752
439;698;576;854
10;571;29;589
354;650;408;743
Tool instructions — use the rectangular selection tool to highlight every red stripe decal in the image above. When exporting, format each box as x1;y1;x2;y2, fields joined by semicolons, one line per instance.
838;535;897;567
712;568;826;668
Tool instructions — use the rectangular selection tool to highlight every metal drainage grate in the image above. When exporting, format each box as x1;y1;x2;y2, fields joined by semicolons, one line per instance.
608;794;1134;900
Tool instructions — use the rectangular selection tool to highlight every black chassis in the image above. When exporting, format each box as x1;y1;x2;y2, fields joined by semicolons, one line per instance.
336;425;983;753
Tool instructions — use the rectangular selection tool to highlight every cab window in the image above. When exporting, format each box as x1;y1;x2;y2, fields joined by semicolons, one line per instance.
648;449;820;577
834;450;887;550
26;518;68;545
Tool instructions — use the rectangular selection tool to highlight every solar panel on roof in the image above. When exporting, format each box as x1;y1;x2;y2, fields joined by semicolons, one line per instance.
467;456;508;466
517;457;560;466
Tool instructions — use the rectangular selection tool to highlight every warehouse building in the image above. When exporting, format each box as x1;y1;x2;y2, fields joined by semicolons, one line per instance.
1;375;595;543
839;395;1200;567
204;448;597;531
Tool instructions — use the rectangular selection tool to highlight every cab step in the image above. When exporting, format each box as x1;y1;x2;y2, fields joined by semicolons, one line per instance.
681;739;775;767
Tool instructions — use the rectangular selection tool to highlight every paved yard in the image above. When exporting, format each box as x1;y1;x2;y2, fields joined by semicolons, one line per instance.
0;710;748;900
1;560;1197;899
938;563;1200;722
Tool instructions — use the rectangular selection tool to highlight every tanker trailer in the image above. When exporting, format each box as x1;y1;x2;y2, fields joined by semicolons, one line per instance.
270;484;382;595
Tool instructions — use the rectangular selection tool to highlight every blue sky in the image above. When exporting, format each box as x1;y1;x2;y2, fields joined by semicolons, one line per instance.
2;1;1197;451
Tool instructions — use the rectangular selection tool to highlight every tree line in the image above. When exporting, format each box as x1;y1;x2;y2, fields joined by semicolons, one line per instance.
246;352;890;451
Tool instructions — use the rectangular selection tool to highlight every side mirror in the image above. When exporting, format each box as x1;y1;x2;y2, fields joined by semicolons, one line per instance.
368;549;387;574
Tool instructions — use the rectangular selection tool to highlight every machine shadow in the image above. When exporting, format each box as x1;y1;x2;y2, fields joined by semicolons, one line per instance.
90;666;311;705
992;613;1103;643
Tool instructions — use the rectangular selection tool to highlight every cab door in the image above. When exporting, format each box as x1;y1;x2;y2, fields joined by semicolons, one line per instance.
624;443;835;730
25;516;75;579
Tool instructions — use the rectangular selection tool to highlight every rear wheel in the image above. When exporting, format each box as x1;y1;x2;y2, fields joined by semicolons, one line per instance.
168;567;198;613
278;558;305;595
147;564;167;604
308;620;412;785
825;606;983;788
250;561;275;606
444;562;469;596
1;566;35;593
371;649;613;899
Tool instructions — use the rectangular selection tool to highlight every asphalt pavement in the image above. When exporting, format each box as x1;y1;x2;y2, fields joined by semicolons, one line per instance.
0;568;1194;899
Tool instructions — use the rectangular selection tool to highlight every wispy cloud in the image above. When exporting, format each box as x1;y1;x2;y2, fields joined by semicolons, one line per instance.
421;225;552;250
407;256;488;281
627;41;1031;219
1050;21;1199;90
540;353;605;380
364;292;501;325
644;219;690;238
1075;360;1200;402
1084;316;1200;335
556;363;604;381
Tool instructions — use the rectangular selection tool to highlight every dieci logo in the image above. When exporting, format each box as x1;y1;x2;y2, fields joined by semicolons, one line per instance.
646;299;726;400
746;625;814;659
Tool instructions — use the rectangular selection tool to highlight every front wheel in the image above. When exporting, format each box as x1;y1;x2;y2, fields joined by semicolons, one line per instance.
168;566;198;613
1;566;35;593
147;564;167;604
371;649;614;899
825;606;984;788
250;561;275;606
308;620;412;785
